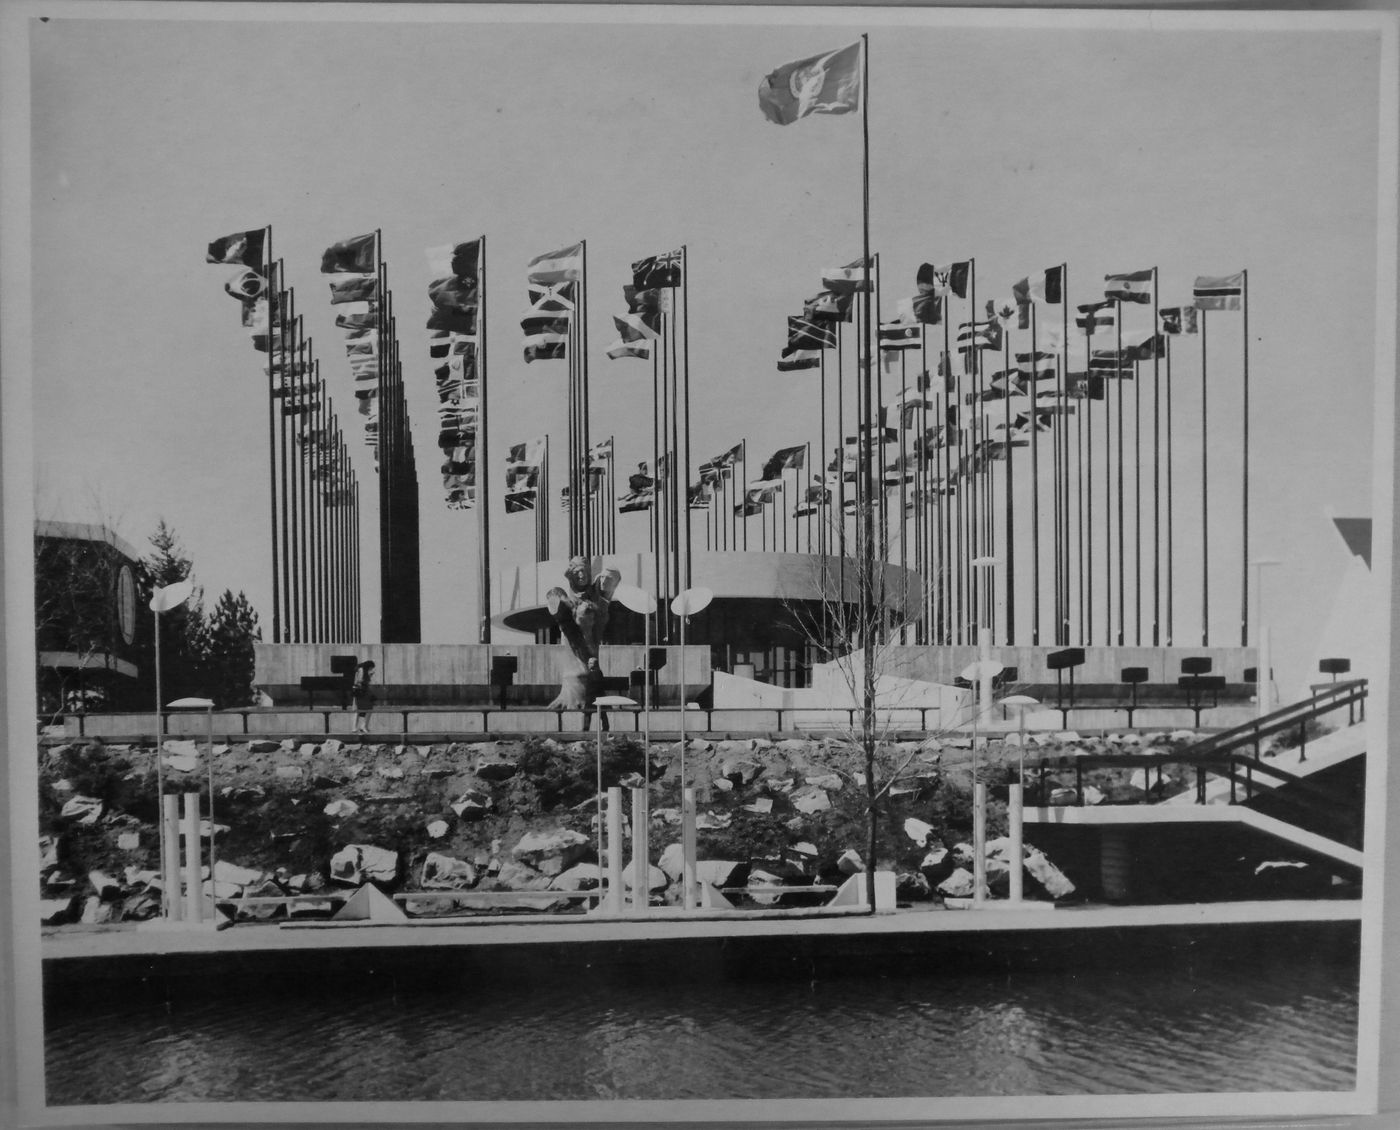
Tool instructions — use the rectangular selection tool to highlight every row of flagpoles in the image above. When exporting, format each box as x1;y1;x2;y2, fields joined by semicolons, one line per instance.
206;227;363;644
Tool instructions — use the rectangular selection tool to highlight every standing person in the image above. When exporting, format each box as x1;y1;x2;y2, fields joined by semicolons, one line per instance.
352;660;376;734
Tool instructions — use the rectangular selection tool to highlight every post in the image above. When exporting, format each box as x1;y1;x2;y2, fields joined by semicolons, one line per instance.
182;792;203;923
153;607;166;915
1008;779;1023;903
478;234;492;642
606;786;625;913
972;780;987;907
682;786;697;912
161;794;183;922
630;787;649;915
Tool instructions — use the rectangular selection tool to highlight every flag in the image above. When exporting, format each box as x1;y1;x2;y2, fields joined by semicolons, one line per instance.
631;250;683;290
521;312;572;338
778;348;820;372
224;268;266;303
1159;305;1199;335
803;289;853;323
1193;272;1244;311
329;275;380;304
528;280;577;314
427;276;479;333
1104;269;1153;304
524;333;568;362
425;240;480;279
207;229;266;270
918;261;969;300
321;233;377;274
787;314;837;351
1075;301;1115;334
909;290;943;325
623;284;662;320
336;311;378;330
820;258;871;293
879;319;922;351
1066;372;1106;400
761;444;806;480
1014;265;1064;305
956;321;1002;352
618;489;653;513
527;243;582;285
688;482;714;510
504;490;536;514
606;338;652;361
1121;331;1166;361
757;41;862;125
590;438;614;464
612;311;660;342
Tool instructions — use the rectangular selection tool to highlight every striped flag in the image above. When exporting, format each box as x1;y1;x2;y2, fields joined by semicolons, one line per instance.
526;243;583;285
1075;301;1115;334
1193;272;1244;311
1104;269;1153;304
1160;306;1199;334
879;318;922;351
821;258;872;293
778;348;820;372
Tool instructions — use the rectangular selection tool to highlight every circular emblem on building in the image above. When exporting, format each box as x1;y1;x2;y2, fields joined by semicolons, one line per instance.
115;564;136;645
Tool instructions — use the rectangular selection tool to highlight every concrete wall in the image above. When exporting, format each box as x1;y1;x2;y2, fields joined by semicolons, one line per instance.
873;645;1258;687
253;643;712;706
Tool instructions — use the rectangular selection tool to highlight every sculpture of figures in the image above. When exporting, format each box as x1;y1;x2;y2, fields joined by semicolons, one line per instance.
546;556;621;711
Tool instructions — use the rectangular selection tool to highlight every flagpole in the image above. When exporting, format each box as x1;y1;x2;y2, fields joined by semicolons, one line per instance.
581;240;594;565
967;258;977;643
858;30;878;914
1151;268;1161;646
1165;334;1174;645
836;323;846;627
279;298;294;641
1029;303;1041;645
669;278;682;610
265;246;283;644
1003;318;1014;645
682;247;693;591
899;349;909;642
478;236;492;642
943;314;954;644
1240;268;1250;647
1134;351;1142;645
1201;308;1210;645
1114;297;1125;646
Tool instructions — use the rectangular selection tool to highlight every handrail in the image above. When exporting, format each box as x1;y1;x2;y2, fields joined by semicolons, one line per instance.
1185;679;1367;760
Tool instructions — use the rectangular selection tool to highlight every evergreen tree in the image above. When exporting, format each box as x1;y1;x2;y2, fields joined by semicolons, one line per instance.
138;519;206;703
204;590;261;707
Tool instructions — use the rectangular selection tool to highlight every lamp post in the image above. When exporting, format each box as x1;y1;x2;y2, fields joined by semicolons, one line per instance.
968;556;999;906
999;695;1041;904
593;693;636;905
670;586;712;911
1252;557;1282;719
149;579;193;919
613;582;658;781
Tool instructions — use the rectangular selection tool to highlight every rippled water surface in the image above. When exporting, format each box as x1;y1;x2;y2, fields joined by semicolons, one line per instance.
45;948;1357;1104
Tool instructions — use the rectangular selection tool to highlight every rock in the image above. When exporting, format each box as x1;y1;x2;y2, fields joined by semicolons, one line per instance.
742;797;773;814
618;771;645;789
119;891;160;921
345;764;366;778
116;832;141;852
298;743;319;758
274;766;304;782
784;816;805;832
376;765;405;780
921;844;948;869
791;786;830;814
248;740;280;753
746;868;785;906
837;848;864;875
695;811;731;830
163;753;199;773
552;863;603;891
88;871;122;899
324;799;359;818
162;739;198;756
788;842;819;863
426;819;450;839
80;896;116;925
622;861;668;892
313;773;347;789
1025;848;1075;899
712;777;734;792
696;860;745;888
423;767;454;780
123;867;159;889
60;795;103;824
897;871;932;901
936;867;975;898
476;759;518;782
40;897;77;925
328;844;398;886
493;859;550;891
421;852;476;889
950;842;974;866
1048;787;1078;806
903;817;936;845
450;790;492;820
658;842;685;879
39;835;60;871
280;739;297;752
197;821;229;839
652;807;682;826
321;739;343;756
213;861;264;888
513;828;589;861
49;778;75;797
719;759;763;786
805;772;843;791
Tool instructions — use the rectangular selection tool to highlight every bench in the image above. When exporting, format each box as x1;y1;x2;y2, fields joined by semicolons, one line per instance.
299;654;359;709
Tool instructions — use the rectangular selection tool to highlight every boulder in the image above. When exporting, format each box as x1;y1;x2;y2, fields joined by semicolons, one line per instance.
712;777;734;792
48;778;74;797
163;753;199;773
837;848;865;875
425;820;450;839
450;790;492;820
897;871;932;901
39;835;60;871
80;896;116;925
280;739;297;752
695;811;731;830
658;843;685;879
117;832;141;852
298;743;319;758
513;828;590;862
696;860;745;888
1081;785;1105;806
747;868;785;906
805;772;843;791
323;798;359;818
40;897;77;926
903;817;936;845
787;842;819;867
743;797;773;814
213;860;265;888
936;867;975;898
329;844;398;886
119;890;160;921
552;863;602;891
248;740;280;753
59;795;103;825
652;807;682;826
718;759;763;786
476;759;518;782
421;852;477;889
376;765;405;781
492;859;551;891
88;871;122;899
274;766;304;782
321;739;344;756
622;861;669;892
1048;787;1078;806
791;786;830;815
162;739;199;756
1025;848;1075;899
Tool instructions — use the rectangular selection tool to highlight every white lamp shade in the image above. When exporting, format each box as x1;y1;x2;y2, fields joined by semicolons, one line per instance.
671;586;713;617
594;695;637;708
167;697;215;709
613;582;657;615
149;579;194;613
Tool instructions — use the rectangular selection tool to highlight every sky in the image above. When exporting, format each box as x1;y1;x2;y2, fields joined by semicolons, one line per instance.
17;4;1391;696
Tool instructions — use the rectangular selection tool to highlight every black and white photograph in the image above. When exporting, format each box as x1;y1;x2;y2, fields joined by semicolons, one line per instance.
2;2;1396;1125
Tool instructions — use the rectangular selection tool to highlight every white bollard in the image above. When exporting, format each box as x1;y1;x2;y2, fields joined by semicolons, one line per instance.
681;787;697;912
161;794;183;921
182;792;203;923
1008;781;1023;903
606;787;624;914
972;781;987;907
630;787;649;915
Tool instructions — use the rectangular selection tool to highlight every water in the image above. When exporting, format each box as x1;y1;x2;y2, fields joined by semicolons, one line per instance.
44;949;1357;1104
